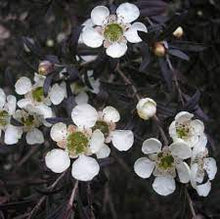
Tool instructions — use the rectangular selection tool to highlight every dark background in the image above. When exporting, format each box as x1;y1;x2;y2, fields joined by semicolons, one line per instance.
0;0;220;218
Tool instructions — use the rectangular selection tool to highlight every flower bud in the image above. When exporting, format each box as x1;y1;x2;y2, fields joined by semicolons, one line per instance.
153;42;166;57
173;26;183;38
136;98;157;120
38;60;54;75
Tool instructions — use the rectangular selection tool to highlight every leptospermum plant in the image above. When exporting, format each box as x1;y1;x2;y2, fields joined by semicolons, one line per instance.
0;0;218;218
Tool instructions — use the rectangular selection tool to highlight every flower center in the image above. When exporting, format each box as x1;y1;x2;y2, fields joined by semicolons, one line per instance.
21;115;35;127
158;152;174;170
104;23;123;42
93;120;109;137
67;131;89;155
176;123;190;139
0;110;10;126
32;87;44;102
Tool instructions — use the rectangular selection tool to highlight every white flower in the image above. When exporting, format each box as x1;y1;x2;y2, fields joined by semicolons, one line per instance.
134;138;191;196
15;76;67;108
13;107;46;145
190;145;217;197
169;111;206;148
94;106;134;151
81;3;147;58
136;98;157;120
0;88;22;145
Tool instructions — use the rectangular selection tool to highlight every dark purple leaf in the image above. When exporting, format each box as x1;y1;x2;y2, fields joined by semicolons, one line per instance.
169;41;207;52
168;49;190;61
159;58;172;89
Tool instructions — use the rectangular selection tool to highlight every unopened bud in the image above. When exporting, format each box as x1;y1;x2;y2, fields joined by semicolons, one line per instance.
136;98;157;120
173;26;184;38
38;61;54;75
153;42;166;57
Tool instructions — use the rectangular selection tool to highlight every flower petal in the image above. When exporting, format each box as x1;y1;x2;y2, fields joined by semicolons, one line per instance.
196;181;211;197
175;111;194;123
34;104;53;119
142;138;162;155
26;128;44;145
124;22;147;43
49;83;66;105
82;28;104;48
96;144;111;159
15;77;32;95
134;157;154;178
176;161;190;183
50;122;67;142
0;88;6;109
152;176;176;196
91;6;110;26
71;104;98;128
75;92;89;105
5;95;16;115
204;157;217;180
71;155;100;181
169;140;191;159
190;119;204;134
116;3;140;23
106;43;127;58
89;129;105;153
45;149;70;173
102;106;120;123
111;130;134;151
4;125;23;145
17;98;32;109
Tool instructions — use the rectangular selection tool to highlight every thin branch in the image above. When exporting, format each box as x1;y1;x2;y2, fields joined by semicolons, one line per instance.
27;171;66;219
186;189;196;217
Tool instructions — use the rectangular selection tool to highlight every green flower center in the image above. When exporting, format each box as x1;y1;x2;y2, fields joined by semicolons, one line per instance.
32;87;44;102
104;23;123;42
0;110;10;126
21;115;35;127
67;131;89;155
93;120;109;137
158;152;174;169
176;124;190;138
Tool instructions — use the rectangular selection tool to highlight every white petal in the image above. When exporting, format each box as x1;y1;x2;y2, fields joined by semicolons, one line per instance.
5;95;16;115
15;77;32;95
190;163;204;184
204;157;217;180
71;104;98;128
26;128;44;145
96;144;111;159
45;149;70;173
0;88;6;109
142;138;162;155
49;83;66;105
91;6;110;26
111;130;134;151
176;161;190;183
196;181;211;197
34;104;53;119
191;119;204;134
124;22;147;43
152;176;176;196
50;122;67;142
75;92;89;105
106;43;127;58
116;3;140;23
134;157;154;178
71;155;100;181
17;98;32;109
102;106;120;123
169;140;191;159
89;129;105;153
192;135;207;158
175;111;194;123
169;121;176;138
82;28;104;48
4;125;23;145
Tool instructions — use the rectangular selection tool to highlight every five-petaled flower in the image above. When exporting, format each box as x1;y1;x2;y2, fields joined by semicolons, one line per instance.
134;138;191;196
81;3;147;58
